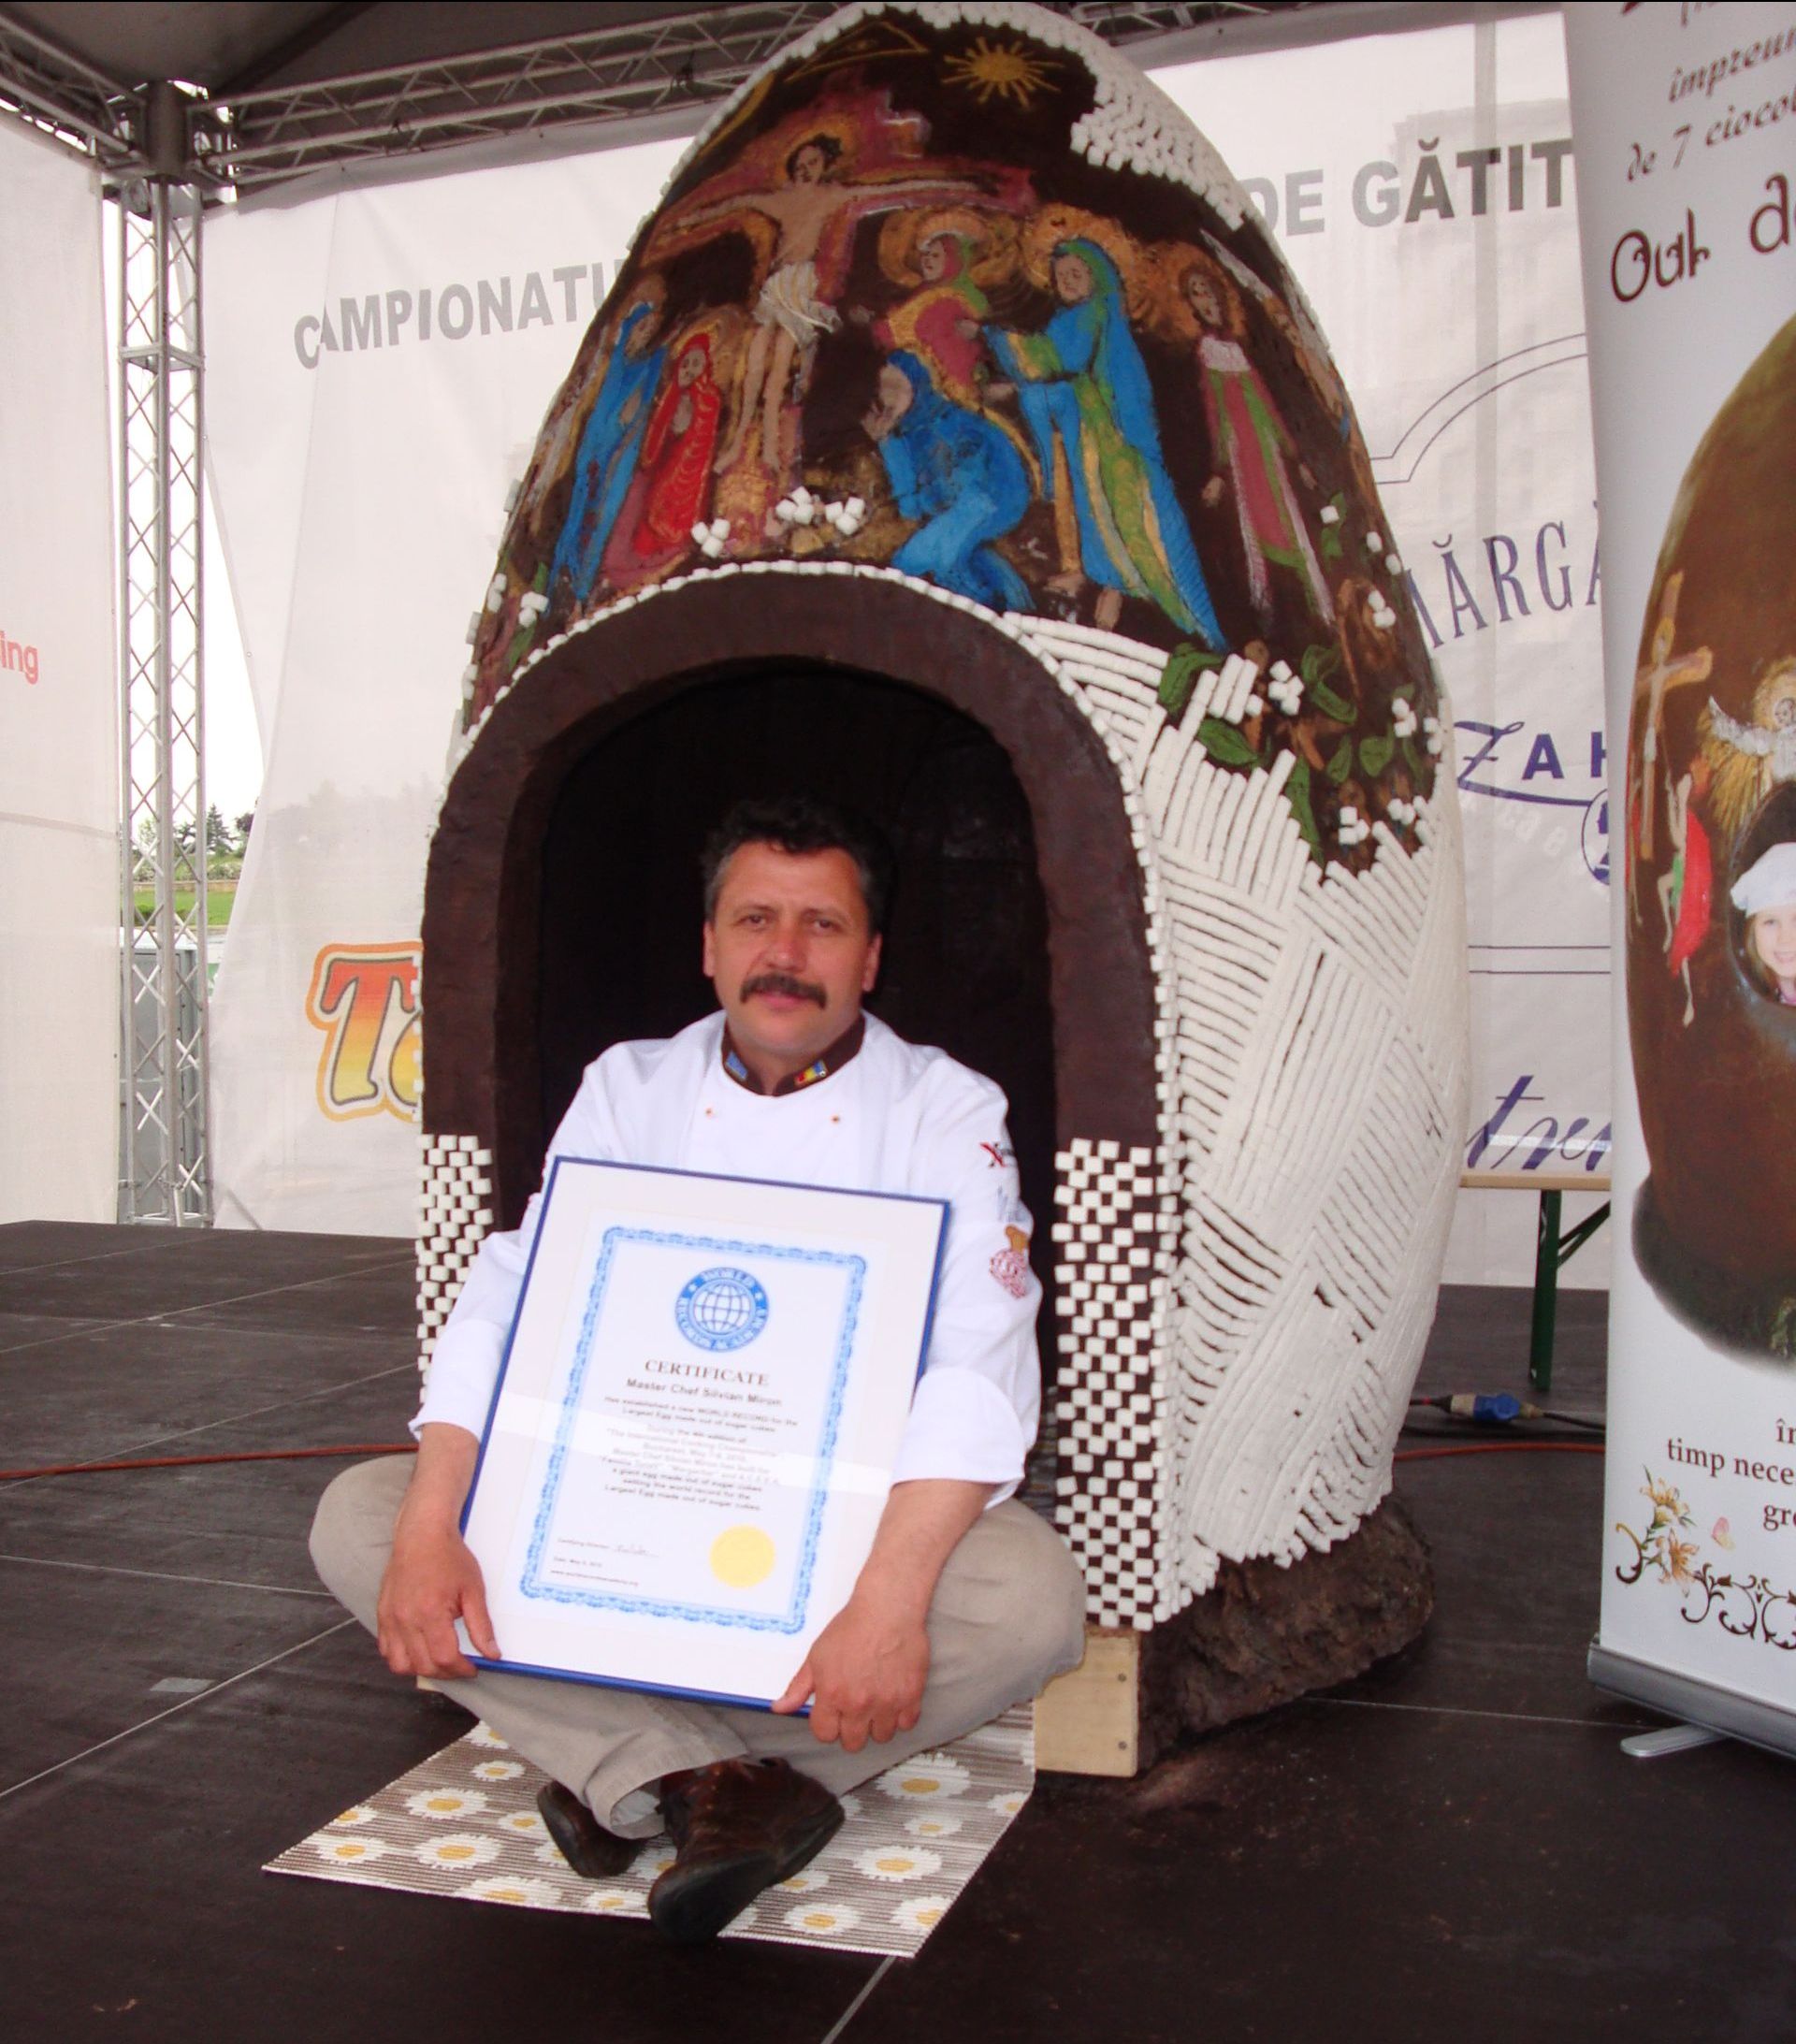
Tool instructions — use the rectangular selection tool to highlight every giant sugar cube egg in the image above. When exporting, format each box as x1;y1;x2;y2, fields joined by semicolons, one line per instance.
421;2;1470;1722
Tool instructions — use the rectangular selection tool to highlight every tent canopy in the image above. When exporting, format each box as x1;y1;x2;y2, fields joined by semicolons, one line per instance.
0;2;1329;192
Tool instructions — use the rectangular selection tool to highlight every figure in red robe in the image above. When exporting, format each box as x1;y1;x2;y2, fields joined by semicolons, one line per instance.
1660;762;1713;1028
1182;259;1332;626
632;333;723;558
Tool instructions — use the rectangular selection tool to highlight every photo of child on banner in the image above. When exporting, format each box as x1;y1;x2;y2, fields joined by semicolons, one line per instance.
1623;314;1796;1361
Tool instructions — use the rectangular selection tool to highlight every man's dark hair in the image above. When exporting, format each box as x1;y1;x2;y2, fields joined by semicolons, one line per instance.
702;796;894;934
785;133;842;180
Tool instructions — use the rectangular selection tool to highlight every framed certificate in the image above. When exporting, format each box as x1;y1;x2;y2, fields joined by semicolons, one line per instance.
458;1157;948;1708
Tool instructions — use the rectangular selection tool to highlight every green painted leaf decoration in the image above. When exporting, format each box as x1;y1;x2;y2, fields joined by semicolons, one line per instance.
1359;734;1395;777
1285;758;1322;858
1299;641;1342;685
1197;717;1260;768
1325;736;1354;784
1309;677;1355;722
1299;642;1354;722
1158;644;1210;718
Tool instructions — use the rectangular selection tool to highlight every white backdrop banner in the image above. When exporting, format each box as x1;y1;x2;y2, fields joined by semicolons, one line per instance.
1570;2;1796;1740
205;137;686;1234
207;13;1610;1270
0;123;118;1224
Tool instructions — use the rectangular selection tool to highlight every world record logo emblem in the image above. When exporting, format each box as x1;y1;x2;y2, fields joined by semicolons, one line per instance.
674;1267;770;1352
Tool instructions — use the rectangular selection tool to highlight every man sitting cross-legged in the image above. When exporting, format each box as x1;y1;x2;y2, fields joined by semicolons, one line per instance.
311;795;1087;1943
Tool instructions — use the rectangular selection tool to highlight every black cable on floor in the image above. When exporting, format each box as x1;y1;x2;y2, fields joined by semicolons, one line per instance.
0;1443;417;1484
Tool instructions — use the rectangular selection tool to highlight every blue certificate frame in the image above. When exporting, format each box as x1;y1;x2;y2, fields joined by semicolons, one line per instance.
456;1156;949;1709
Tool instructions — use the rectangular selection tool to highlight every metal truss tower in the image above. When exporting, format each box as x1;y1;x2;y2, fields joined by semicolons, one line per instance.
118;100;210;1225
0;16;212;1221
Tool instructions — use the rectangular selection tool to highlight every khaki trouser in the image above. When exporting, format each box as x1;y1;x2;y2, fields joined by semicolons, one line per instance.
311;1456;1087;1838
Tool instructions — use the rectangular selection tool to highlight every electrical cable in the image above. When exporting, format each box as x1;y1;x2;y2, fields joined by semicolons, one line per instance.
1406;1391;1605;1435
0;1443;417;1484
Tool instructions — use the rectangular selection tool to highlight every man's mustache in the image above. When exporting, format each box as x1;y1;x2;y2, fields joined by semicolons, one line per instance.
739;972;827;1007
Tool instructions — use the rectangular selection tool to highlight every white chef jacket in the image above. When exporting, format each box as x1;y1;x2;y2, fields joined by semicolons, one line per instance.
416;1011;1042;1501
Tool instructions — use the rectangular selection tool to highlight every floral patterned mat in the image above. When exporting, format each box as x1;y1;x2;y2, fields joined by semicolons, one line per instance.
266;1705;1034;1958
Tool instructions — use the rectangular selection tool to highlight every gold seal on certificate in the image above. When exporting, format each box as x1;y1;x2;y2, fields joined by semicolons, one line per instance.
458;1159;947;1707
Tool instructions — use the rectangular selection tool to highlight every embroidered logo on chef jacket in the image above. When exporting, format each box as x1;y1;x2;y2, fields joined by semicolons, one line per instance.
675;1267;770;1351
989;1225;1032;1298
980;1140;1017;1169
719;1017;864;1096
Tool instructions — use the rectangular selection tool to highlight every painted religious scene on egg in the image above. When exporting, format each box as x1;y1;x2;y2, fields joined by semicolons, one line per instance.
465;7;1441;869
1623;313;1796;1361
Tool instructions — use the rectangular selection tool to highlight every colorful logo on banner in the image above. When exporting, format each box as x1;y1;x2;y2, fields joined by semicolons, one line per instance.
305;943;421;1122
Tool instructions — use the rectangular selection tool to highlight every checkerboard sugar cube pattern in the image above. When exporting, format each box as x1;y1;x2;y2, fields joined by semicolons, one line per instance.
267;1707;1037;1957
416;1134;492;1371
1051;1139;1172;1630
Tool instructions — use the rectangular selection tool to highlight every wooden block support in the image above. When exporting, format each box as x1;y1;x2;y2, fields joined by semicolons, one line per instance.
426;1648;1149;1778
1034;1625;1140;1777
1460;1168;1612;1193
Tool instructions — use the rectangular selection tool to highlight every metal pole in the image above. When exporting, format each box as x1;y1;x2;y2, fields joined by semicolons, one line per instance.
115;194;137;1219
189;198;211;1224
117;92;209;1225
1528;1188;1562;1393
152;181;182;1220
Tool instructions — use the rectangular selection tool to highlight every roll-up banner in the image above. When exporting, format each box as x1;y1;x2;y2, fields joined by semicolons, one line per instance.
1567;3;1796;1751
0;122;118;1223
206;13;1608;1266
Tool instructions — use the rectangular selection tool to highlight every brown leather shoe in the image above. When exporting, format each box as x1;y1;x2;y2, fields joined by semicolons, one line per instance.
648;1757;843;1945
536;1780;639;1879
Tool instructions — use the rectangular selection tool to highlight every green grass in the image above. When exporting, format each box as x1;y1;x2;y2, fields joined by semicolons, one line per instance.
132;882;235;931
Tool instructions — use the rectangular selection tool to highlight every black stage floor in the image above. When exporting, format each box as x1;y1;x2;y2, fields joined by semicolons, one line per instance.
2;1222;1791;2042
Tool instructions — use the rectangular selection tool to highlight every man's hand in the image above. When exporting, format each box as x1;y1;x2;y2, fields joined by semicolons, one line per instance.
772;1589;930;1752
771;1478;991;1751
377;1521;499;1679
374;1423;498;1679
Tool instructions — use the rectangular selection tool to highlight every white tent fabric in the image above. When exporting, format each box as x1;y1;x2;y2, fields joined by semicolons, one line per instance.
204;12;1607;1279
204;137;688;1235
0;123;118;1224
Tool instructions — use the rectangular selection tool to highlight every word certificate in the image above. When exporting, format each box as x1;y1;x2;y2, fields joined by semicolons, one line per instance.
459;1158;948;1707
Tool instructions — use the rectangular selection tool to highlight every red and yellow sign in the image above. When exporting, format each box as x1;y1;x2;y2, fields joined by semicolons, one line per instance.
306;944;421;1121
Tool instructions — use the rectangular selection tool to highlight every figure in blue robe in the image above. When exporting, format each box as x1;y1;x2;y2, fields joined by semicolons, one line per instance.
987;240;1224;646
548;298;666;603
872;350;1033;614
